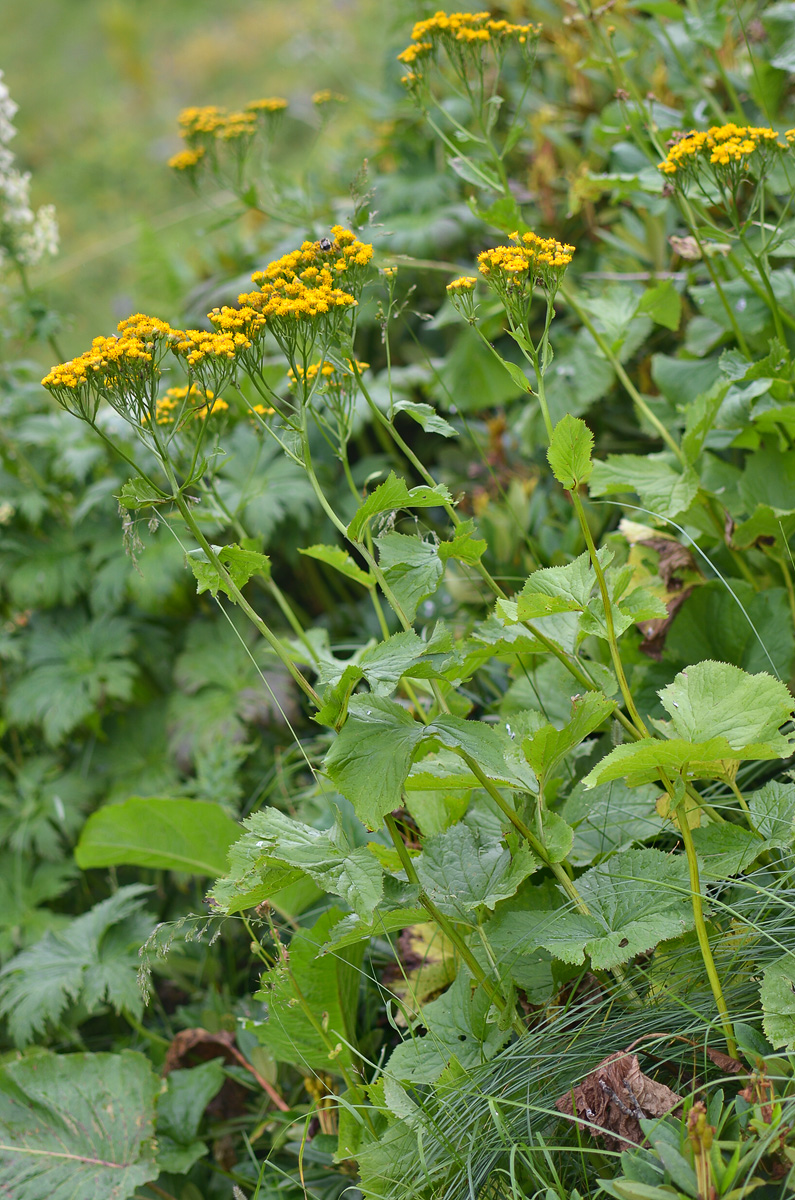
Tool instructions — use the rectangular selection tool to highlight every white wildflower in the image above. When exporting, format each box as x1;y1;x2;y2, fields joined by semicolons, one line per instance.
0;69;58;269
0;71;18;145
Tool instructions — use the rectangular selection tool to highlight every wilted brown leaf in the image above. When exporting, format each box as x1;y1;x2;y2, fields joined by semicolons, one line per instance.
164;1026;289;1113
556;1051;682;1148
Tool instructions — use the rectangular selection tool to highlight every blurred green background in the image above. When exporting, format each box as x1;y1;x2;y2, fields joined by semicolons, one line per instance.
6;0;395;355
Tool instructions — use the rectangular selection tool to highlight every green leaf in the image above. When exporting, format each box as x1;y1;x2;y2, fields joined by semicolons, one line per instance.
386;972;510;1085
748;780;795;844
299;543;374;588
324;696;424;829
761;955;795;1049
253;908;364;1074
589;453;699;518
438;519;487;565
430;714;536;790
155;1059;225;1174
212;808;383;920
584;736;778;788
6;614;137;746
416;824;539;919
117;475;168;509
188;542;271;598
324;906;427;952
0;1050;159;1200
375;532;444;621
637;280;682;331
563;781;664;865
522;692;613;782
0;884;152;1046
532;849;693;968
547;414;594;489
393;399;458;438
348;471;452;540
690;823;766;879
658;661;794;750
75;796;241;876
514;549;612;620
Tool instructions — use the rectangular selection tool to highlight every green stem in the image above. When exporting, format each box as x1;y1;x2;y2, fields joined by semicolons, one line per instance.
675;796;737;1058
570;490;648;738
385;814;524;1035
562;288;685;462
173;490;321;707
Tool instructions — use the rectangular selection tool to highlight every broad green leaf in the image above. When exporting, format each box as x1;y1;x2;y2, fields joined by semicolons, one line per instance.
589;453;699;518
416;824;539;919
665;581;794;678
690;823;766;879
348;471;452;539
117;474;168;509
513;549;612;621
533;809;574;863
75;796;240;875
430;713;536;790
357;629;456;696
386;972;510;1086
638;279;682;330
0;885;152;1046
761;955;795;1049
658;661;794;750
393;399;458;438
531;849;693;968
583;735;780;788
0;1050;159;1199
563;781;664;865
299;543;374;588
253;908;364;1074
324;696;424;829
748;780;795;844
547;414;594;489
155;1058;225;1174
375;532;444;621
212;808;383;920
188;543;271;598
523;692;613;782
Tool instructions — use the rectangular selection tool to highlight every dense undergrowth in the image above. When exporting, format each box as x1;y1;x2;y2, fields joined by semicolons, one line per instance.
2;3;795;1199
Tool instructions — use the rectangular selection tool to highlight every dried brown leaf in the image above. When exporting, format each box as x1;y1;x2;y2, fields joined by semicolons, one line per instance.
556;1051;682;1148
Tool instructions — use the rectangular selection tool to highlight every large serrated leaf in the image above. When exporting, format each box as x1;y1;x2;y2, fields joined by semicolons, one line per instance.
761;955;795;1049
0;1050;159;1200
530;849;693;969
416;824;539;919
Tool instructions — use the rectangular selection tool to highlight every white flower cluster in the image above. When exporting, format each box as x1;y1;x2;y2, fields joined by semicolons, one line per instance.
0;69;58;269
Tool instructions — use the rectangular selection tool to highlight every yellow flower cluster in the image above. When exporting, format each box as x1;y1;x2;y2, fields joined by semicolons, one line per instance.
246;97;288;113
398;11;539;89
168;147;205;171
658;123;785;176
478;231;575;276
312;90;347;106
148;385;229;426
287;359;369;387
234;228;372;340
171;329;251;368
446;276;477;292
406;10;537;45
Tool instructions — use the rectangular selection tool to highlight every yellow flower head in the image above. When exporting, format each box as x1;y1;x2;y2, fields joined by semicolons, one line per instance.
168;147;205;171
246;97;288;113
312;89;347;106
446;275;477;292
476;231;574;308
398;11;539;69
657;122;785;177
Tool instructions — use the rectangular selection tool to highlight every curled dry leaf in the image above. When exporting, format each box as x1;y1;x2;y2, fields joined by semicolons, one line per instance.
556;1051;682;1148
164;1026;289;1113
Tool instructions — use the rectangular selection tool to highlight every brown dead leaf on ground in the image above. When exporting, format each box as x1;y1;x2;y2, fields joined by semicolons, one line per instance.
164;1026;289;1113
556;1051;682;1148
